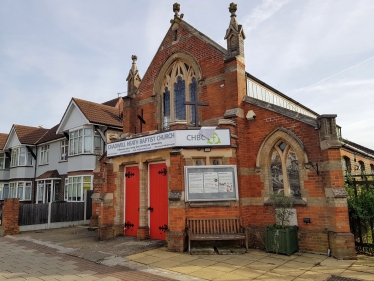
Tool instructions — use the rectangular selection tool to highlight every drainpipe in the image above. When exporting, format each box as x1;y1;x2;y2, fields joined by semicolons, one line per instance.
327;231;332;257
34;146;37;204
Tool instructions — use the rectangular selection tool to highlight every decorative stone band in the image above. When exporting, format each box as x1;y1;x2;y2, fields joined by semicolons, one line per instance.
331;188;349;198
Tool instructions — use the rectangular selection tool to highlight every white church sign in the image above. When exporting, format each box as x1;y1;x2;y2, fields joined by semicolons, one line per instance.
107;129;231;157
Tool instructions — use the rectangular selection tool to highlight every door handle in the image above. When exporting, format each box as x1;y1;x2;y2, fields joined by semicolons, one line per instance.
148;207;154;212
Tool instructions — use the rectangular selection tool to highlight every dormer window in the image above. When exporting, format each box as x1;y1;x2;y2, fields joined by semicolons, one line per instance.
69;128;102;156
162;60;198;129
0;152;10;169
10;147;33;167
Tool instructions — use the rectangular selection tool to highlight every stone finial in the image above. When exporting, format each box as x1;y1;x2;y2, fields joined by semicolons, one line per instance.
126;55;141;96
131;55;137;72
224;2;245;58
229;2;237;16
173;2;180;18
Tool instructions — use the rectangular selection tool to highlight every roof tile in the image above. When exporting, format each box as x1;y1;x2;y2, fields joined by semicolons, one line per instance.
14;125;49;145
0;133;8;150
37;124;65;144
73;98;122;127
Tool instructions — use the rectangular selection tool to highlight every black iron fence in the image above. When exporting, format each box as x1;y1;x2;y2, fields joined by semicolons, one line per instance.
345;174;374;255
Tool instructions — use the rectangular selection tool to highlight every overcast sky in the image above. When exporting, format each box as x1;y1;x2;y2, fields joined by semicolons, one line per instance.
1;0;373;148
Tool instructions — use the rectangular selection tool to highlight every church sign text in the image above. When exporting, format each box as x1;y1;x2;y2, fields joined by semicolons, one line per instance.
107;129;230;157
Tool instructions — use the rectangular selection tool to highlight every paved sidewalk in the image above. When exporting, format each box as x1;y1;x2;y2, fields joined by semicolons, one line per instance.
0;238;184;281
2;226;374;281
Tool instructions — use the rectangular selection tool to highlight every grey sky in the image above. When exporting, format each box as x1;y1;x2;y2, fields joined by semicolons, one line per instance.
1;0;373;148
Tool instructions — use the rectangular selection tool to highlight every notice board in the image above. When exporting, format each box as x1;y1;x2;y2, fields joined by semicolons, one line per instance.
184;165;238;201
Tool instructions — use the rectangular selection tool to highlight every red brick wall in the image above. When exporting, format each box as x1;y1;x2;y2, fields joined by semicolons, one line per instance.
0;198;19;236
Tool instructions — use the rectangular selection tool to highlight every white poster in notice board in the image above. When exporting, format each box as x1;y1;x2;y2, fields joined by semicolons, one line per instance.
184;165;238;201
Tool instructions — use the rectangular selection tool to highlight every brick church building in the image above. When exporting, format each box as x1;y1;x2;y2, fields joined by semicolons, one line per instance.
91;3;356;259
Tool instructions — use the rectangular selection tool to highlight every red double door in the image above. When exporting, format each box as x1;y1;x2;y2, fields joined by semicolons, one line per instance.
124;164;168;240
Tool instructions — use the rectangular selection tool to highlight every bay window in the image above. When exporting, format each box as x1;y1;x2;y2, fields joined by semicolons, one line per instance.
10;147;33;167
40;145;49;165
65;175;92;202
69;128;102;156
0;152;10;169
7;182;31;200
0;183;9;199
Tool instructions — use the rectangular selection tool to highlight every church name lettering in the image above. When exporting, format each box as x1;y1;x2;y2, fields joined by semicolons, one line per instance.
186;134;206;141
107;129;230;157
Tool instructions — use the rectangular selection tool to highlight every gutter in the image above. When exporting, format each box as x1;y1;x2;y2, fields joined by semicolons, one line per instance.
341;142;374;159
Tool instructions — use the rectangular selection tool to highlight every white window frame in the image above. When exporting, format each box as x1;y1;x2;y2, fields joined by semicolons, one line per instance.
10;146;33;167
0;152;6;169
39;144;49;165
69;127;96;156
60;140;69;161
0;183;9;200
65;175;92;202
162;60;197;129
7;181;32;201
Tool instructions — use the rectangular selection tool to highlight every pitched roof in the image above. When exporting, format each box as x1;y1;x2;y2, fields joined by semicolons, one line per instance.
73;98;122;127
102;97;120;107
13;125;49;145
342;139;374;157
37;124;65;144
0;133;8;150
36;169;61;180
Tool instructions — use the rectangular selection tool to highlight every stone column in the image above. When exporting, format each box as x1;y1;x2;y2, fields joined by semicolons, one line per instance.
137;163;149;239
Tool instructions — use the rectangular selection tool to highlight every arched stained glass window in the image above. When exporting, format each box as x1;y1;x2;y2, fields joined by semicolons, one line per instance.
163;87;170;129
174;77;186;120
189;78;197;124
162;60;198;129
270;150;283;194
270;141;301;197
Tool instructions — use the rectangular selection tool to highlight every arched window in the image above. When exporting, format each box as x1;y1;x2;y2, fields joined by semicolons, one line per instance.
342;157;351;175
358;161;365;174
162;60;197;129
270;141;301;198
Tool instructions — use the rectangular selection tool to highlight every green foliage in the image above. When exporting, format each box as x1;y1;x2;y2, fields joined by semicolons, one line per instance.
345;176;374;221
268;193;295;229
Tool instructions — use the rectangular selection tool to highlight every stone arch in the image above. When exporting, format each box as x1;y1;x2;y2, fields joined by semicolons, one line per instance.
153;51;203;128
255;127;309;198
153;51;202;96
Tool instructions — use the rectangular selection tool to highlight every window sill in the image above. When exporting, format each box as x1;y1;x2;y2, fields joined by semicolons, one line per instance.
189;201;231;208
10;166;34;168
264;197;307;206
39;164;49;166
58;160;68;163
68;153;95;158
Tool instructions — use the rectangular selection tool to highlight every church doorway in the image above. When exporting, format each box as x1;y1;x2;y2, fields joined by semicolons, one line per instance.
149;163;168;240
124;166;140;237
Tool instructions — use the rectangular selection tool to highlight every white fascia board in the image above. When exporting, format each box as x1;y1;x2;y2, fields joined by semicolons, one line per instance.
37;137;66;146
3;126;20;150
56;100;89;134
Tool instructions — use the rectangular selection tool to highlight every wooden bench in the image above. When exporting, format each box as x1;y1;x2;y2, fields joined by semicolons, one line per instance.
186;217;248;254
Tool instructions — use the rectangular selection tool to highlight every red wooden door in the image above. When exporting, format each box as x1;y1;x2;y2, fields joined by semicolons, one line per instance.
149;163;168;240
124;166;139;237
